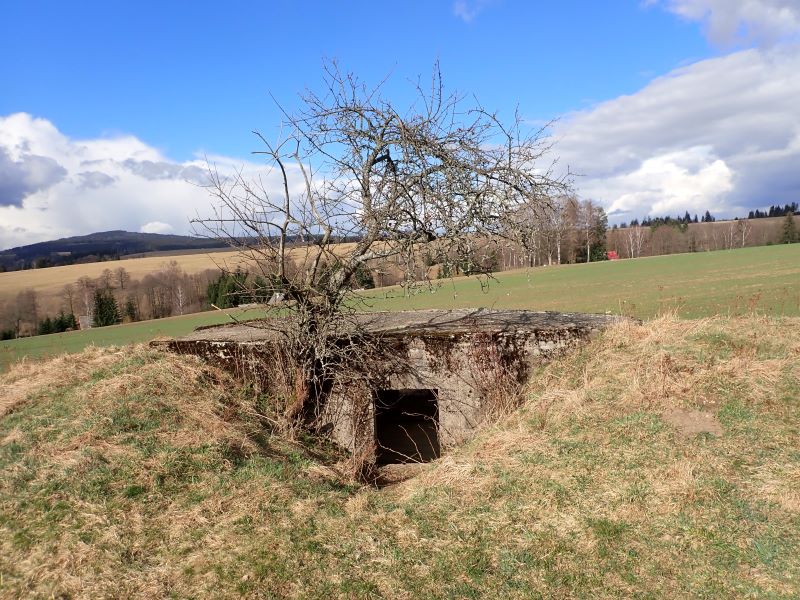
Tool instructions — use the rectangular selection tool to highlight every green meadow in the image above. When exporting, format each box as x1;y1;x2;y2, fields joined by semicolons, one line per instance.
366;243;800;317
2;243;799;372
0;309;251;373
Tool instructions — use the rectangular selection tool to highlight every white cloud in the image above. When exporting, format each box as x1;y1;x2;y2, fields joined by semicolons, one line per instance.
0;113;292;249
585;147;734;218
78;171;116;190
452;0;495;22
555;45;800;221
140;221;174;234
0;146;66;206
651;0;800;45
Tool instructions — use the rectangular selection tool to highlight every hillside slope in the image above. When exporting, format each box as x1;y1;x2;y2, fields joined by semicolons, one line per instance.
1;316;799;598
0;230;229;270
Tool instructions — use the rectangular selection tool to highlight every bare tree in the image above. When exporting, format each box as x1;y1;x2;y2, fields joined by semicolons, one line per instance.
193;64;568;431
76;276;95;318
61;283;76;316
737;219;751;248
114;266;130;290
100;268;114;290
15;289;39;336
625;225;647;259
551;195;573;265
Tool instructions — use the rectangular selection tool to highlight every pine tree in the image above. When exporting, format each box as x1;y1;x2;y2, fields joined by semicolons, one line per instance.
589;207;609;261
93;290;121;327
782;213;798;244
38;316;54;335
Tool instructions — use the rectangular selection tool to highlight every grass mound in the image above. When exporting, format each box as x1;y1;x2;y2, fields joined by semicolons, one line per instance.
2;317;799;598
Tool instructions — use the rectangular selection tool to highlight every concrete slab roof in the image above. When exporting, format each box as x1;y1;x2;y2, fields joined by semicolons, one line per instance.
167;309;624;344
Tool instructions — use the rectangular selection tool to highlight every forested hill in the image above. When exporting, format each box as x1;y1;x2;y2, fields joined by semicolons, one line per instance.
0;231;228;271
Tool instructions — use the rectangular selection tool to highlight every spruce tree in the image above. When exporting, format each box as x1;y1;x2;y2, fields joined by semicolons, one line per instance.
38;317;53;335
93;290;121;327
782;213;798;244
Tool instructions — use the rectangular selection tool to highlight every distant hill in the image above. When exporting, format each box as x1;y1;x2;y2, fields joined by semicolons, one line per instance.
0;231;229;271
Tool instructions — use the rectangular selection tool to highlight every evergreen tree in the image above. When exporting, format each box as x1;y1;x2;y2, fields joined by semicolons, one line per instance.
53;311;68;332
38;317;54;335
353;262;376;289
93;290;121;327
124;297;139;322
589;207;609;261
206;269;248;308
782;213;798;244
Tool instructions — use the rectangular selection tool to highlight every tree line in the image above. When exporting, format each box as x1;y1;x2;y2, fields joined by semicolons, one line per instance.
0;258;377;340
748;203;799;219
0;262;221;339
2;207;797;340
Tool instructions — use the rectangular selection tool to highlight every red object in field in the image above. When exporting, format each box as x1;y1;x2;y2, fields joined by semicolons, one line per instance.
607;251;619;260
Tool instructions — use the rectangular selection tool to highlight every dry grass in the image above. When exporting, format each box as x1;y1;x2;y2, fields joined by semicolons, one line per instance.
0;241;370;316
1;316;799;598
0;249;245;315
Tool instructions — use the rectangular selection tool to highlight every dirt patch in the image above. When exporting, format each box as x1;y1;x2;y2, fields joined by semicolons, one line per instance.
663;408;723;438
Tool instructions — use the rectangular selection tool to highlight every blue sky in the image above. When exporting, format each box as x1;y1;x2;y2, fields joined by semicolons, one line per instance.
1;0;799;247
1;1;710;159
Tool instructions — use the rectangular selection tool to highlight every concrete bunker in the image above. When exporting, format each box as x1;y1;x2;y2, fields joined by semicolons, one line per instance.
153;309;624;465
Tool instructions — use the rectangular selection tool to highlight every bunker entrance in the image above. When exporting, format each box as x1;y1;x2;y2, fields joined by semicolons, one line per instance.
374;389;440;465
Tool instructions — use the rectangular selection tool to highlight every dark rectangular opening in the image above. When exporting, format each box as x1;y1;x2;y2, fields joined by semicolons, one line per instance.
374;389;440;465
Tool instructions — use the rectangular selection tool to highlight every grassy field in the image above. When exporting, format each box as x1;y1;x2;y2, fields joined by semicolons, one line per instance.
366;243;800;318
0;308;266;373
0;248;245;315
1;243;799;372
1;315;798;597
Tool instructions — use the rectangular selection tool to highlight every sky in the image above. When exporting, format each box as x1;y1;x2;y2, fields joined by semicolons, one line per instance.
1;0;799;249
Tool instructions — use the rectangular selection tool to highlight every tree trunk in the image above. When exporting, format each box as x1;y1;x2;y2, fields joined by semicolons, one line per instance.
586;230;591;263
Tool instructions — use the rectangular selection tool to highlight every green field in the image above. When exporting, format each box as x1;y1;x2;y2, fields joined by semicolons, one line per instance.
366;243;800;317
2;244;799;372
0;309;262;373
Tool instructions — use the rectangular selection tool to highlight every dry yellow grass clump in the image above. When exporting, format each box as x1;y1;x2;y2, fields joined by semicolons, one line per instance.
1;316;799;598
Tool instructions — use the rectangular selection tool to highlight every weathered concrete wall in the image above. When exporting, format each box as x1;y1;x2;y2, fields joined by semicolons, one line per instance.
153;309;624;461
323;324;601;459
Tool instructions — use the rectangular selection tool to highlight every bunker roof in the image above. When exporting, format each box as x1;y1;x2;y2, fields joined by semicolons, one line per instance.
172;309;623;344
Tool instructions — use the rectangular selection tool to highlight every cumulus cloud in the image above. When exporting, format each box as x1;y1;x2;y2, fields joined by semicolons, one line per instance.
0;113;285;249
78;171;116;189
556;45;800;221
651;0;800;45
121;160;210;186
0;146;66;206
140;221;174;234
